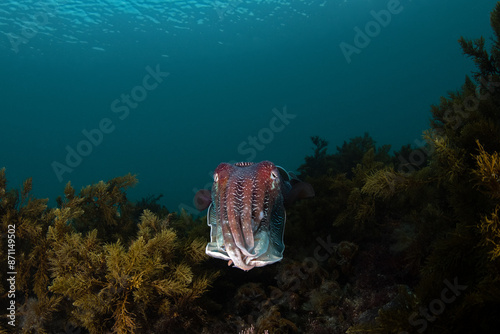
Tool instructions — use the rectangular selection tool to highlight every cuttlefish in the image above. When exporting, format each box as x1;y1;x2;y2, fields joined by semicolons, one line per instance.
195;161;314;271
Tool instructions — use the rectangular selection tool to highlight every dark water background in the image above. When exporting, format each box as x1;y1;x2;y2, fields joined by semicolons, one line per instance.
0;0;496;213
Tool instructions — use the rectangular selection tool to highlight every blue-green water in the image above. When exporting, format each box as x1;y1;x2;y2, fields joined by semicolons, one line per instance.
0;0;496;213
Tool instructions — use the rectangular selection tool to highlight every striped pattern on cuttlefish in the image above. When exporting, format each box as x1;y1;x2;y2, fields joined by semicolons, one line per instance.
195;161;314;271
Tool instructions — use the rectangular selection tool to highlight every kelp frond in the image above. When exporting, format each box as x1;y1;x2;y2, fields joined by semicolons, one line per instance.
478;205;500;260
473;140;500;198
428;135;466;182
361;168;408;200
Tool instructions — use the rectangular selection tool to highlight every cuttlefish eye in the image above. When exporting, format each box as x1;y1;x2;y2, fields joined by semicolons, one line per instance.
214;173;219;182
271;170;278;180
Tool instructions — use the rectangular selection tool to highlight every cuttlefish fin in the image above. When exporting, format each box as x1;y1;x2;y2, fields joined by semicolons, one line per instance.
194;189;212;211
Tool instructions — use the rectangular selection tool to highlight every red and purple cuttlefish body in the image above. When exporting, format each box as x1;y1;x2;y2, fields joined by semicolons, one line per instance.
195;161;314;271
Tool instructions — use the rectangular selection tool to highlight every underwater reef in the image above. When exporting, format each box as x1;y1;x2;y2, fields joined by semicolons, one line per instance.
0;172;218;334
3;3;500;333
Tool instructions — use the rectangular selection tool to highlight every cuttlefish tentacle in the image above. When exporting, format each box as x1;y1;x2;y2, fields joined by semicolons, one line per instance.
225;172;254;258
254;162;280;230
214;164;252;269
240;175;255;252
252;169;266;230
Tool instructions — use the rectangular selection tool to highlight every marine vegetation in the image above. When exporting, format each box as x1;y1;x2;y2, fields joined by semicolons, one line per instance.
345;3;500;333
0;171;217;334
